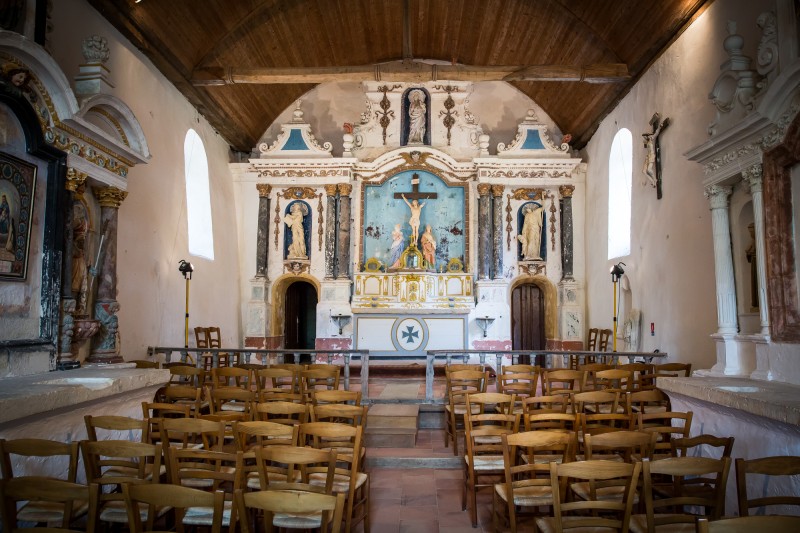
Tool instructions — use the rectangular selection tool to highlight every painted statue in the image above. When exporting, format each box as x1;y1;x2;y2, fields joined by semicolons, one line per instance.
420;225;437;268
401;194;425;243
71;202;90;314
407;89;427;144
642;113;670;189
284;203;308;259
389;223;404;268
518;204;544;260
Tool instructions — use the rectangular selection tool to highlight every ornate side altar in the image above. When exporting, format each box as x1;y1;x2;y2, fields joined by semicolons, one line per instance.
353;271;474;313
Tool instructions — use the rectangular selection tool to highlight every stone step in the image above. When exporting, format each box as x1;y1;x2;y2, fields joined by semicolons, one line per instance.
365;404;419;448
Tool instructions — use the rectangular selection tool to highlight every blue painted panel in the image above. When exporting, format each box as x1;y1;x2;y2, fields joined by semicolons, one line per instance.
363;170;464;268
521;130;545;150
282;129;309;150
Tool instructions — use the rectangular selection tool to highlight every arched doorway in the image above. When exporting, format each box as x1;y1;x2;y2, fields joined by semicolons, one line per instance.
511;283;546;365
284;281;318;363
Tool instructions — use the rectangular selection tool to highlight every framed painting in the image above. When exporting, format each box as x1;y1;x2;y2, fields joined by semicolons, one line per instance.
0;151;36;280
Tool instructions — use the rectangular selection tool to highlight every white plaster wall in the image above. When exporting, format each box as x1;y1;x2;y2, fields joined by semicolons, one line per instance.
583;0;772;367
48;0;242;356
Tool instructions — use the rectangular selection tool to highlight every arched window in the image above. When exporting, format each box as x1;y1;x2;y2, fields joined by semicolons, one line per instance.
608;128;632;259
184;129;214;259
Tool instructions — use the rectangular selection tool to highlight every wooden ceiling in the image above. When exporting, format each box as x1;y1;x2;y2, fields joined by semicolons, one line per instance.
88;0;711;152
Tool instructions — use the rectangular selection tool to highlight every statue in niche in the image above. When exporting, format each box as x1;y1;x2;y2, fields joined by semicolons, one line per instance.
518;204;544;260
389;224;405;268
407;89;427;144
284;202;309;259
420;225;437;268
401;193;426;243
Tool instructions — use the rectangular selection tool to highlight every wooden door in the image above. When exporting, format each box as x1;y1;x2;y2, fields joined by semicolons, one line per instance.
284;281;318;362
511;284;545;365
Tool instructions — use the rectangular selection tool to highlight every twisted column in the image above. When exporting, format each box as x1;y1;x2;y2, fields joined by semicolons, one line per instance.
492;185;504;279
336;184;352;279
324;184;338;279
477;184;492;280
255;184;271;279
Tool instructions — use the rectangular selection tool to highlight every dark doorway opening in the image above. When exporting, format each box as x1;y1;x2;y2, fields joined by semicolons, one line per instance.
284;281;317;364
511;283;546;366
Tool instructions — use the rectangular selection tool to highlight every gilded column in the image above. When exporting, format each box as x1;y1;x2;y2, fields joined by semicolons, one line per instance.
477;184;492;280
324;184;338;279
58;169;87;367
492;185;504;279
89;186;127;363
706;185;738;335
559;185;575;280
742;164;770;336
255;184;271;279
336;184;352;279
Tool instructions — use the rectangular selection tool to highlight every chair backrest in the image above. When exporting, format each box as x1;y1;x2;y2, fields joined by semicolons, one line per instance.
168;447;243;492
141;401;191;446
626;389;670;415
617;363;655;389
211;366;252;388
637;411;693;456
194;326;209;349
642;456;731;527
309;404;368;427
501;364;539;375
580;412;633;436
299;367;341;401
597;328;612;351
524;412;579;433
233;420;298;451
584;430;657;462
445;363;484;373
163;384;204;415
253;445;337;494
586;327;599;351
671;434;734;459
522;394;570;416
206;385;256;416
464;394;519;461
255;367;300;396
696;515;800;533
253;400;309;426
235;489;344;533
81;440;162;506
543;369;585;396
654;362;692;377
735;455;800;516
550;459;641;531
168;365;205;388
0;476;98;532
206;326;222;348
311;389;362;405
594;369;635;392
124;481;224;533
84;415;147;442
497;372;539;401
573;390;620;415
299;422;363;474
0;438;80;481
446;370;489;407
160;417;227;452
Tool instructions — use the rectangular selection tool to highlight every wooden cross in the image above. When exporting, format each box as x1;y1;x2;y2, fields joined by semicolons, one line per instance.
393;173;438;202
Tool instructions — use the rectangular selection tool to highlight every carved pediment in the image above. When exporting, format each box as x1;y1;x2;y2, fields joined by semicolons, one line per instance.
258;101;333;158
497;109;571;158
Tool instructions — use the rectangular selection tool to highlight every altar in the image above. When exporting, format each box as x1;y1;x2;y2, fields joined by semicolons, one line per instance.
352;271;474;313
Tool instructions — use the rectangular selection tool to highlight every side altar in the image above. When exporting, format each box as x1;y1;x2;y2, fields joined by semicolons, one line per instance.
353;270;474;313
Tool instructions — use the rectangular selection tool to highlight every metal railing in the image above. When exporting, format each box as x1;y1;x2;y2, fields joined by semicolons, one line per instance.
146;347;369;397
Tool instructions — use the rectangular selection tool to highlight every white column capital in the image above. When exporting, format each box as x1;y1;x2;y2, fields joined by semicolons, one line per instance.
705;185;733;209
742;163;764;193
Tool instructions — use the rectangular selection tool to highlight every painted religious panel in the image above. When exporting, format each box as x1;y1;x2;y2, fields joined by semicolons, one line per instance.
0;152;36;280
363;170;465;270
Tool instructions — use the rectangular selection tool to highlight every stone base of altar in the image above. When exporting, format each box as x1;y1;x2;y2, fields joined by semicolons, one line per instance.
354;313;467;356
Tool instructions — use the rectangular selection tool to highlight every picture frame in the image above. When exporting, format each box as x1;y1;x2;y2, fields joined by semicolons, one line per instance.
0;151;37;280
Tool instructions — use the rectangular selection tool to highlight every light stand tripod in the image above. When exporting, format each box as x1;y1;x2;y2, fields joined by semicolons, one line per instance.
610;262;626;352
178;259;194;349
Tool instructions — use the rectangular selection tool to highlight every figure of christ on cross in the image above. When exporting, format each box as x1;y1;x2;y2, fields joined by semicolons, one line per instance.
394;173;438;244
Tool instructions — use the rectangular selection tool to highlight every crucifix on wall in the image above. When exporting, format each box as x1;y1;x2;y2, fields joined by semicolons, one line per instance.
394;173;438;243
642;112;670;199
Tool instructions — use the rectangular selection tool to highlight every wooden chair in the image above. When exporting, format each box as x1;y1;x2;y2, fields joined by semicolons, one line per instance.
496;371;538;413
524;412;579;433
85;414;148;442
618;362;655;390
522;394;571;416
168;365;206;388
736;455;800;516
211;366;252;389
0;477;98;532
462;392;519;527
235;489;344;533
299;422;368;533
81;439;165;527
124;482;224;533
629;456;731;533
206;385;256;417
493;431;576;533
254;367;301;399
626;389;671;415
543;369;585;397
206;326;237;367
299;367;340;403
167;447;243;529
142;401;191;447
672;435;734;459
578;363;614;389
253;400;309;426
594;369;635;395
536;460;641;533
696;515;800;533
654;362;692;377
160;416;227;453
587;327;599;351
573;390;621;415
134;359;160;369
309;403;368;427
311;389;362;405
233;421;298;453
597;328;613;351
444;369;488;455
570;328;599;368
163;384;206;416
637;411;693;458
583;430;656;462
580;411;633;437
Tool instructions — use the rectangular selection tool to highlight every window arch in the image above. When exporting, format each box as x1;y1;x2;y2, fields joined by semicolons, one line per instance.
608;128;632;259
184;129;214;259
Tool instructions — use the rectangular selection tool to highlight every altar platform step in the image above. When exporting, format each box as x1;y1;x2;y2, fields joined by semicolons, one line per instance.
365;404;419;448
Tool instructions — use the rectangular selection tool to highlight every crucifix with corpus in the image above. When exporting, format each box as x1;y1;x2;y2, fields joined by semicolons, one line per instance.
394;172;438;244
